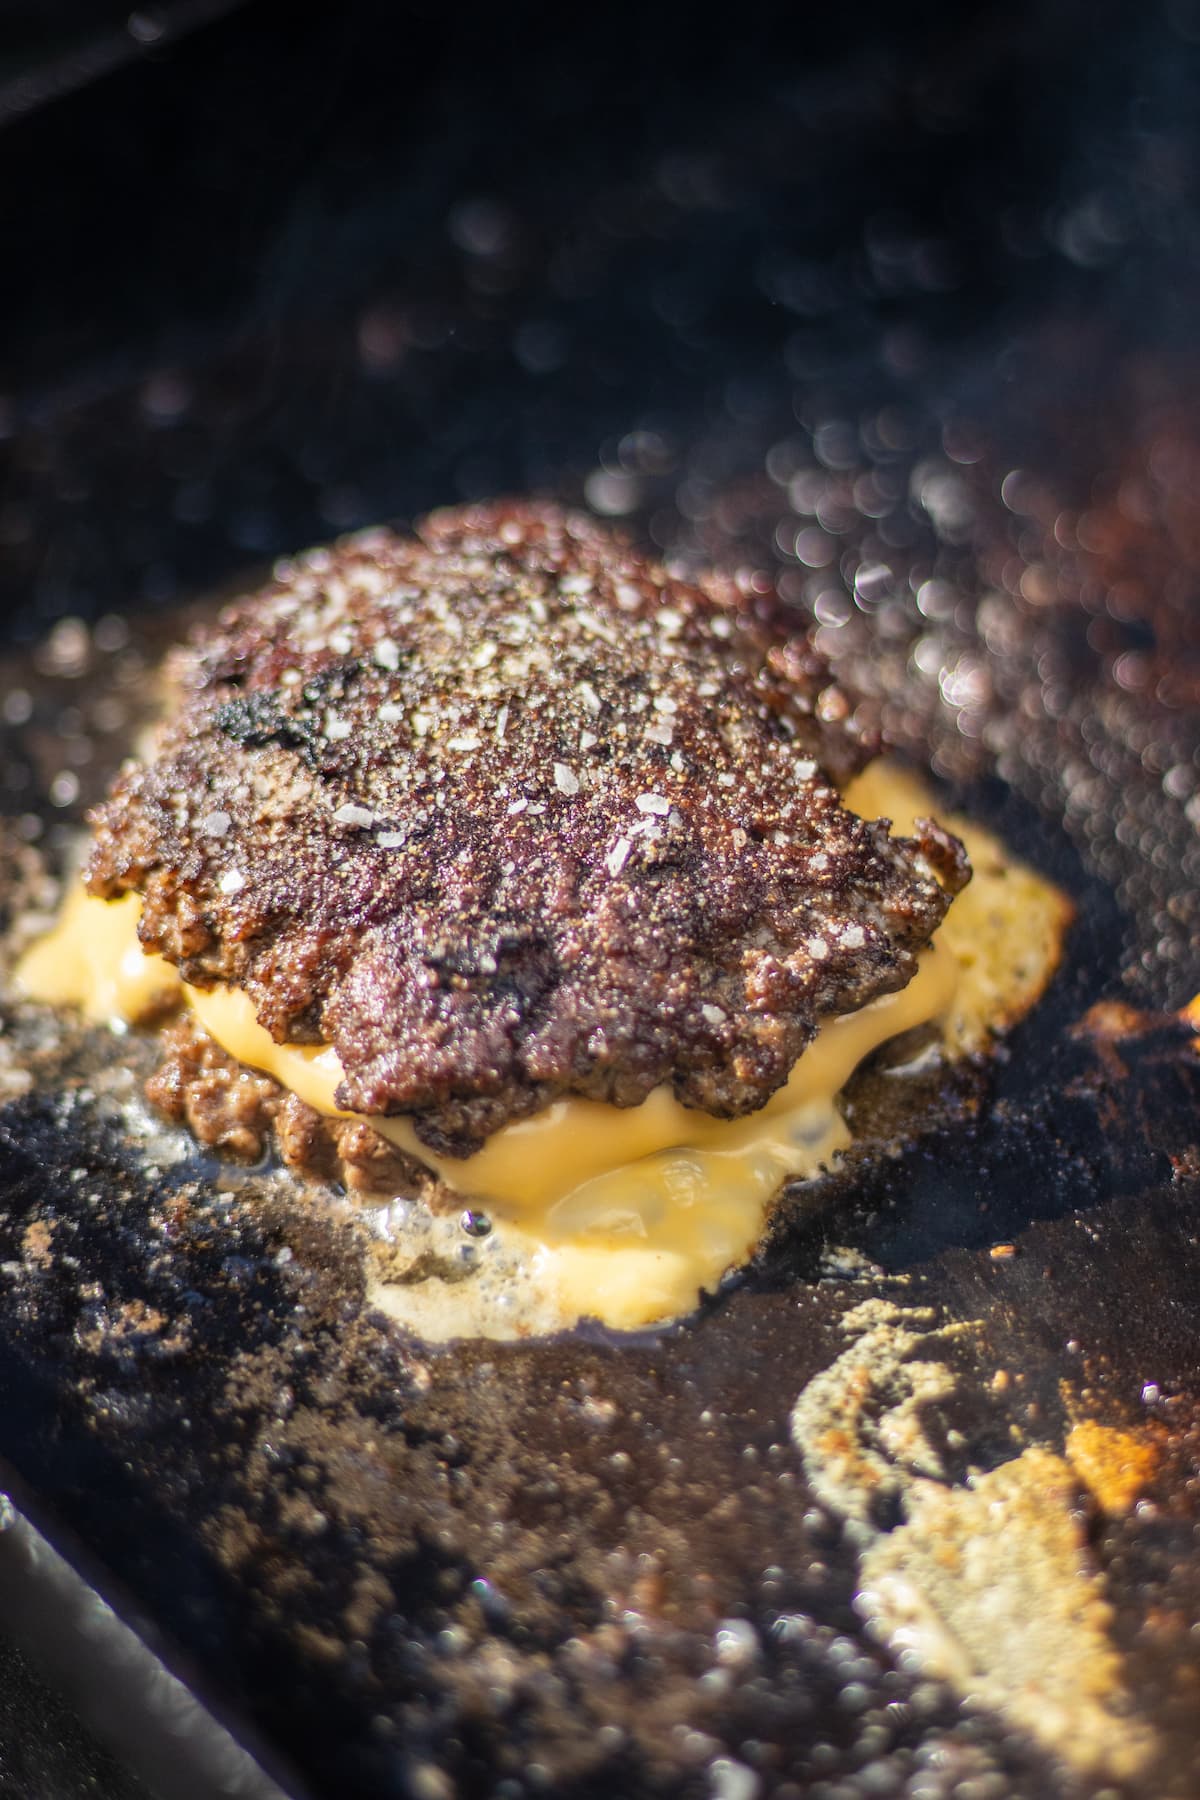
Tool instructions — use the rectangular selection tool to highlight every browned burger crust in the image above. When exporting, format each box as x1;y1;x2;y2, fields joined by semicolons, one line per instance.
145;1014;437;1197
86;502;968;1158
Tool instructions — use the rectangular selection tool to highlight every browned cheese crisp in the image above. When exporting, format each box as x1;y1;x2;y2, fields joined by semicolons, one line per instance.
85;502;968;1157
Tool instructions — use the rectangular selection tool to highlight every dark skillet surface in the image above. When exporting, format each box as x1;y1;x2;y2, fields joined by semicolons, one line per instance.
1;4;1199;1797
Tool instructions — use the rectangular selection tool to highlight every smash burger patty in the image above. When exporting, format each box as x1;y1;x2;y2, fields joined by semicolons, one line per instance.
84;501;969;1159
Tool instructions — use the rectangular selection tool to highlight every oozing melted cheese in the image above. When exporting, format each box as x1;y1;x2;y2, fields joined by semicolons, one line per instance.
15;763;1072;1339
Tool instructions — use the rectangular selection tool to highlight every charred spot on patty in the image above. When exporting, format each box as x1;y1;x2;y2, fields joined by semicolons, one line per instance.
85;501;969;1158
212;693;328;769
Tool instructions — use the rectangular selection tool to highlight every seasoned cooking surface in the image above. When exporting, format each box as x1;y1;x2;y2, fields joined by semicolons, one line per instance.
0;5;1199;1798
0;966;1197;1800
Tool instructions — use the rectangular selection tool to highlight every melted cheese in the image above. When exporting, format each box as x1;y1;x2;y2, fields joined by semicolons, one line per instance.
185;944;957;1205
14;762;1071;1338
843;764;1075;1054
15;886;181;1026
186;936;957;1336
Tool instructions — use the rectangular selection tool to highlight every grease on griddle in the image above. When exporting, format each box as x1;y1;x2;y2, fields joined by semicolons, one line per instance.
792;1300;1154;1783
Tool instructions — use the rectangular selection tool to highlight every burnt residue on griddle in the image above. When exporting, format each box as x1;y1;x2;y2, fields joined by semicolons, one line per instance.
0;1000;1197;1799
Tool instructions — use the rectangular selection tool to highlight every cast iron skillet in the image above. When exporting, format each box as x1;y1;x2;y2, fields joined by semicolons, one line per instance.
0;4;1198;1796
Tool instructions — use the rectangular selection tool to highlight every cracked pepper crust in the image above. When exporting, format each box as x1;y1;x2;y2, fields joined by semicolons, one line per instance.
85;502;968;1158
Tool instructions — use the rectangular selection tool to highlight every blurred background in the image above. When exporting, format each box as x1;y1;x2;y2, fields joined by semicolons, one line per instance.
0;0;1196;619
1;0;1198;995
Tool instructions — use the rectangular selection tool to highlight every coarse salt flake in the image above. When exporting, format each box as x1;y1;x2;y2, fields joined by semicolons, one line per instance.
554;763;580;795
448;732;481;752
841;924;866;949
351;564;388;597
375;830;406;848
577;612;617;644
579;729;598;751
378;703;405;723
218;868;246;895
333;803;375;828
807;936;830;961
372;637;401;671
199;810;231;837
507;797;528;815
793;759;817;780
576;681;602;715
702;1003;726;1027
324;712;352;740
605;837;632;877
635;792;670;816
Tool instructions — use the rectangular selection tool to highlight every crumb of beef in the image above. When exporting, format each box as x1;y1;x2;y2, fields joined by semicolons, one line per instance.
87;501;968;1158
144;1017;279;1163
146;1015;434;1197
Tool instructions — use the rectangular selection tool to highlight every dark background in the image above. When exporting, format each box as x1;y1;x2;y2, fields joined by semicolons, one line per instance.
0;0;1197;638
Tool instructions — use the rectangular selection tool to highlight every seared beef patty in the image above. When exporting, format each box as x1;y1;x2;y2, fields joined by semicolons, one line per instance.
86;502;968;1158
